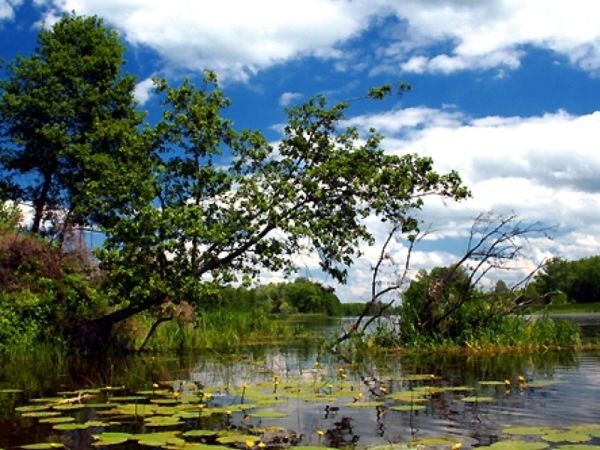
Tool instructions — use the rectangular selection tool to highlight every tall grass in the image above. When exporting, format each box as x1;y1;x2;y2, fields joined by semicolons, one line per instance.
362;314;584;353
128;307;299;352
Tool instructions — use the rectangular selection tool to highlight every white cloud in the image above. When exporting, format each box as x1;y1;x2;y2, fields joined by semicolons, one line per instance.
30;0;600;79
34;0;385;81
387;0;600;75
0;0;22;21
329;107;600;300
279;92;302;107
134;77;155;106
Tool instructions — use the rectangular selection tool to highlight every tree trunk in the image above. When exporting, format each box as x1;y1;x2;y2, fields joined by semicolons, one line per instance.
67;296;164;352
31;171;53;234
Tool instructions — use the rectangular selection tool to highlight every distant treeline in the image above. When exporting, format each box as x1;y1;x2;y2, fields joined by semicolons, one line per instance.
530;255;600;304
200;278;344;316
201;280;403;317
338;302;401;317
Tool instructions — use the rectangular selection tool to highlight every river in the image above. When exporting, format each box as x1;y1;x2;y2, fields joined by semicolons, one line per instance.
0;314;598;449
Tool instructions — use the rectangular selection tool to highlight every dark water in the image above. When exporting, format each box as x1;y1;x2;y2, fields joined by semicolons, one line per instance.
0;316;598;449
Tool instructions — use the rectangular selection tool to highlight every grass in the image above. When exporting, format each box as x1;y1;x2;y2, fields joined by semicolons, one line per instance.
122;308;320;352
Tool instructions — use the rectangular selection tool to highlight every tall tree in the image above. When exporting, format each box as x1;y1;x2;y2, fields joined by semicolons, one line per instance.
79;71;469;346
0;14;147;236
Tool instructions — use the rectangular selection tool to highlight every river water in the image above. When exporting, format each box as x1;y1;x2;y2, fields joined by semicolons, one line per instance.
0;314;598;449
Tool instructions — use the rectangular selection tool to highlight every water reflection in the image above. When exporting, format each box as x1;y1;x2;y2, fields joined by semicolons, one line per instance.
0;339;599;448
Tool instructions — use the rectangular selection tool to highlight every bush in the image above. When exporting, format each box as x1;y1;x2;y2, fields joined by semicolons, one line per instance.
0;228;106;353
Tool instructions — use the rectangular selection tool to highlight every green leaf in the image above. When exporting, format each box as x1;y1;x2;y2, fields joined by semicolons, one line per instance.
91;432;132;446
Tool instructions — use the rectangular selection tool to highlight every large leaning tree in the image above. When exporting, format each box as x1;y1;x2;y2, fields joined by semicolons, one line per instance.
0;14;149;237
0;14;470;348
76;70;469;346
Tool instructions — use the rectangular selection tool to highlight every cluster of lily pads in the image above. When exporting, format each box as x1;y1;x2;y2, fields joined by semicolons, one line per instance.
1;366;599;450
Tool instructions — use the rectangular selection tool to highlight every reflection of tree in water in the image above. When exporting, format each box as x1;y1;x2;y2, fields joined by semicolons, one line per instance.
323;416;360;448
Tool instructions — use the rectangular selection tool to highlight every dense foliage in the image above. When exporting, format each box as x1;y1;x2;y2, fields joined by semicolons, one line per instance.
187;278;342;316
531;256;600;303
0;15;147;237
0;205;105;353
372;264;582;349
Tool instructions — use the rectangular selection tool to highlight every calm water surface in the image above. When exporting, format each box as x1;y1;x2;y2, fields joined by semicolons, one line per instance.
0;315;598;449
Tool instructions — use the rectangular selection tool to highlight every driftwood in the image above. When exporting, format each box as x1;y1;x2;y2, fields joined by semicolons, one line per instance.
56;392;94;404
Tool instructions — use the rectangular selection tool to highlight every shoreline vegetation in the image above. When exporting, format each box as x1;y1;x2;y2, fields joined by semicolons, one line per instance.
0;218;598;357
0;222;599;357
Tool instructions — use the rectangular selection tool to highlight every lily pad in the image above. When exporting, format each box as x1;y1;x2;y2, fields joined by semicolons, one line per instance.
438;385;476;392
248;410;287;418
150;398;179;405
461;396;495;402
216;434;261;444
29;398;64;403
182;430;218;438
390;404;426;412
503;426;556;435
477;441;549;449
52;422;90;431
21;444;65;450
542;432;591;443
164;444;230;450
134;432;185;447
21;411;62;418
110;395;149;402
345;401;385;408
0;388;23;394
367;445;423;450
570;424;600;433
293;447;338;450
411;436;461;446
84;420;108;427
92;432;133;446
144;415;184;427
554;446;600;449
38;417;76;424
105;403;157;416
15;405;51;412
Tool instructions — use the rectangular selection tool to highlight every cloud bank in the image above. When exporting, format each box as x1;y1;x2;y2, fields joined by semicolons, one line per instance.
23;1;600;79
332;107;600;300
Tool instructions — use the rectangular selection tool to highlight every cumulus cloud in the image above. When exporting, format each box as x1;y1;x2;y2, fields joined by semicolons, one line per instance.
29;0;600;79
0;0;22;21
330;106;600;300
34;0;385;81
279;92;303;107
134;77;155;106
386;0;600;75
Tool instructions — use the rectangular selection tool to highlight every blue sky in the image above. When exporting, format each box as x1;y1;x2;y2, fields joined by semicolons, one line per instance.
2;0;600;301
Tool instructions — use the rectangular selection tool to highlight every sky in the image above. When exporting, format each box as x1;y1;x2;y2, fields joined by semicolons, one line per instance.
2;0;600;301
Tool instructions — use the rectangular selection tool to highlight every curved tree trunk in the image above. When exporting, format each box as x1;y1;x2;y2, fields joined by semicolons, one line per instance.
67;296;165;352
